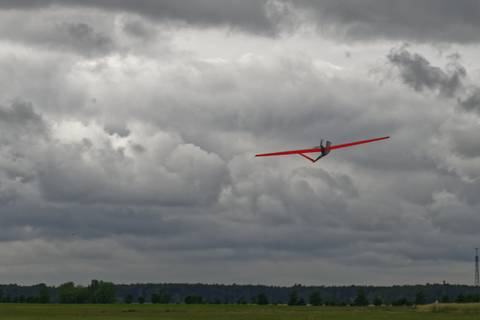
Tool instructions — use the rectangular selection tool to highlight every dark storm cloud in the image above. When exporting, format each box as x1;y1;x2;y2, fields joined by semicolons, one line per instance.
1;0;480;44
0;202;198;242
294;0;480;43
0;0;276;35
1;0;479;284
2;0;480;43
0;9;171;58
387;47;465;97
387;47;480;117
0;50;473;285
385;48;480;187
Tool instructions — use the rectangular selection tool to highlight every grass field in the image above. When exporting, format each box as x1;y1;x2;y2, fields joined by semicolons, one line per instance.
0;303;479;320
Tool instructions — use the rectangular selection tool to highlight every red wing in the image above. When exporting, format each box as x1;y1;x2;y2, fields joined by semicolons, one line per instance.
255;136;389;157
255;147;322;157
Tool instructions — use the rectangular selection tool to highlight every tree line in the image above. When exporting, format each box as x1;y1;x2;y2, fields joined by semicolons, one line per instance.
0;281;479;305
57;280;115;303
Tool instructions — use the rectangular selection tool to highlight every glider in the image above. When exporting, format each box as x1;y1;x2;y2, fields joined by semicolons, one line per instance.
255;136;389;163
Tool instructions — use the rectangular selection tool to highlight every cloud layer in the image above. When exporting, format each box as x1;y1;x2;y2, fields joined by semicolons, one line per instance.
0;2;479;286
2;0;480;42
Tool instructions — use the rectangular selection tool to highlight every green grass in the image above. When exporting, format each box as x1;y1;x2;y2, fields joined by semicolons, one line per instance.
417;303;480;313
0;304;479;320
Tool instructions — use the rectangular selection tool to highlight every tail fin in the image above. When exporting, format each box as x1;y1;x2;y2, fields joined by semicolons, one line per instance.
325;141;332;154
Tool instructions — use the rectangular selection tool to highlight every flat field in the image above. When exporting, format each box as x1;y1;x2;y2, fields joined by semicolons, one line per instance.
0;303;479;320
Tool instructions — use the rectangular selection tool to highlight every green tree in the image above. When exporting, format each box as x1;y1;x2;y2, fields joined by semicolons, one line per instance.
75;286;90;303
309;291;322;306
257;293;269;305
185;295;203;304
415;291;426;305
288;290;299;306
393;297;411;306
37;284;50;303
373;296;383;306
158;289;171;303
138;296;145;304
86;280;115;303
464;294;480;303
455;294;466;303
124;294;133;304
324;298;335;306
58;282;91;303
237;297;246;304
58;282;77;303
151;290;171;304
353;288;369;306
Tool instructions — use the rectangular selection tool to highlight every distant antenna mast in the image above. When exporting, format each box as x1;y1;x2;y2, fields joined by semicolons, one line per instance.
475;248;479;287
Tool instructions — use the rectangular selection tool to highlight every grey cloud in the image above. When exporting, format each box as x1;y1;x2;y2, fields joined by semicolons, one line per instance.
459;87;480;114
450;126;480;158
0;202;195;242
0;100;48;173
0;50;88;117
0;0;276;35
387;47;465;97
387;47;480;117
0;9;174;58
0;100;47;141
0;102;229;209
0;26;478;284
428;191;480;235
0;100;48;204
2;0;480;43
37;135;229;207
104;122;130;137
109;56;395;158
121;19;156;40
292;0;480;43
130;143;145;154
0;181;16;205
55;21;113;56
0;10;114;57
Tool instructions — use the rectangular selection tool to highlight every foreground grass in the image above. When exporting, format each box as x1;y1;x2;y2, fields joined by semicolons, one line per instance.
417;303;480;313
0;303;479;320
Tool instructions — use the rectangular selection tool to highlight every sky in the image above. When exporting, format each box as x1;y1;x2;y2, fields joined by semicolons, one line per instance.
0;0;480;286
